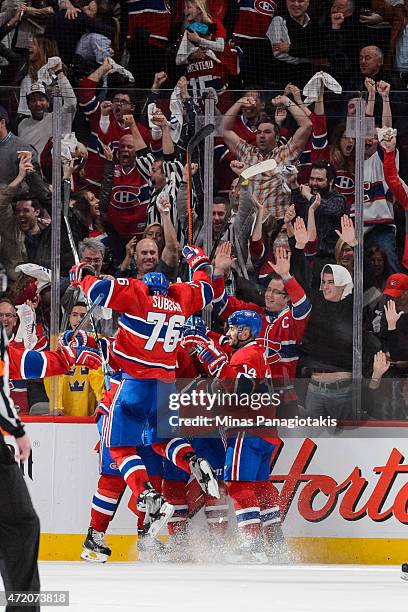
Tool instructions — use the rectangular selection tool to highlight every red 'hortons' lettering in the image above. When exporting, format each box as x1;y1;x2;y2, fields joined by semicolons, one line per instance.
270;440;408;524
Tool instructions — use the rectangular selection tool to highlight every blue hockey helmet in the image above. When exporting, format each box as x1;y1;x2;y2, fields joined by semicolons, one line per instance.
142;272;169;296
227;310;262;338
181;314;207;338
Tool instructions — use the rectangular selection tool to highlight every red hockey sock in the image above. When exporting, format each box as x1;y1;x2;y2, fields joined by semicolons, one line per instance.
90;474;126;533
227;481;260;539
110;446;149;500
204;481;228;534
162;480;189;536
152;438;195;474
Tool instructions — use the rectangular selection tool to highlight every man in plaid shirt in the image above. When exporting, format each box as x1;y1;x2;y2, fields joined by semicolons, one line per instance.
222;95;312;219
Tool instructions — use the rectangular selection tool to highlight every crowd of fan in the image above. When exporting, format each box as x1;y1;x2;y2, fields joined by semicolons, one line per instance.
0;0;406;420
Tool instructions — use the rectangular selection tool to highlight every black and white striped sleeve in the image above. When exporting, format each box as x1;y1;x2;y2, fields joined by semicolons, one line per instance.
135;150;155;179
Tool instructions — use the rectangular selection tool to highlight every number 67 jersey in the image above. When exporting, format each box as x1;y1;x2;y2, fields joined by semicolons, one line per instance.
79;272;213;380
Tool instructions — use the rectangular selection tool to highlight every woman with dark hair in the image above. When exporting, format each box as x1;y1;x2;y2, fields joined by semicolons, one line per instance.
329;124;355;174
366;244;388;291
70;189;106;240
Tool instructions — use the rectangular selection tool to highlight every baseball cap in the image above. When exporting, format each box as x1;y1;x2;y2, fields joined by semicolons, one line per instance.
26;82;50;101
383;273;408;298
0;105;9;123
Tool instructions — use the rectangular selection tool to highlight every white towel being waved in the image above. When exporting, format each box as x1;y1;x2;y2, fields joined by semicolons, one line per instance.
14;264;52;349
148;100;184;144
302;71;342;104
37;56;63;83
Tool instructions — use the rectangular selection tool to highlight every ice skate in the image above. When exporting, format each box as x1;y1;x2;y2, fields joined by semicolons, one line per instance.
401;563;408;580
225;538;268;564
139;487;174;538
81;527;111;563
189;455;220;499
107;57;135;82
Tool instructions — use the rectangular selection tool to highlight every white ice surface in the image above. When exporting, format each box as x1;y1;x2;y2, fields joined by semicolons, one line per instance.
30;562;407;612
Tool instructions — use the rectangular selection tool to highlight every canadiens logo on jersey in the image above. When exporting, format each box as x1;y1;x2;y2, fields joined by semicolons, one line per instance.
108;165;150;236
112;187;142;208
254;0;276;15
335;172;355;196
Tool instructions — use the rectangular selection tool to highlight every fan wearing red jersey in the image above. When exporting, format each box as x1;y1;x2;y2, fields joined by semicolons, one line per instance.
184;309;286;563
69;246;220;540
99;112;174;242
79;59;157;193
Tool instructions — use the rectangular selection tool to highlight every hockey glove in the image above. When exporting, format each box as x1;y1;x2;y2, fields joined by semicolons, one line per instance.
195;340;228;377
59;329;89;349
59;344;102;370
182;245;210;272
182;323;209;351
69;262;96;286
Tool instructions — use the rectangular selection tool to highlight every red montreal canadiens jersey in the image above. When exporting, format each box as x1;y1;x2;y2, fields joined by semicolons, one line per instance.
79;272;214;380
218;340;271;383
212;276;311;388
297;113;329;184
7;346;73;380
79;77;153;191
9;324;47;415
233;0;277;41
335;170;355;213
126;0;171;45
186;45;239;99
108;160;152;239
219;340;277;443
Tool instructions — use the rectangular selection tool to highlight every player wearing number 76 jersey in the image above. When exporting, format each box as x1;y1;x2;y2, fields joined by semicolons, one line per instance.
69;246;220;541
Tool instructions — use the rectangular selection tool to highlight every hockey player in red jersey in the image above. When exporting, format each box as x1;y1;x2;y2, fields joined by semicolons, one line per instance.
213;243;311;396
158;316;230;560
79;374;166;563
69;246;220;539
184;310;286;563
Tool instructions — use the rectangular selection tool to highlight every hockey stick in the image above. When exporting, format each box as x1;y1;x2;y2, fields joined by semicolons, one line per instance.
62;201;110;381
186;124;215;244
70;293;105;341
240;158;278;181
